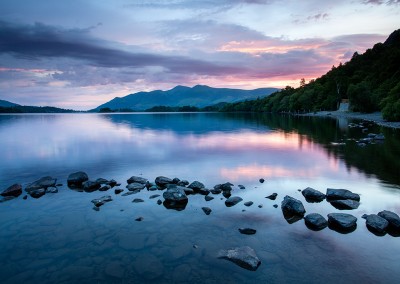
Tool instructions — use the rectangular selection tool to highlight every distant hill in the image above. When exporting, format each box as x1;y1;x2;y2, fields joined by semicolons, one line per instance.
221;29;400;121
0;99;20;107
94;85;279;111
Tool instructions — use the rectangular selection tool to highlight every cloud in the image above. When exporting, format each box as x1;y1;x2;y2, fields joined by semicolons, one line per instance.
361;0;400;4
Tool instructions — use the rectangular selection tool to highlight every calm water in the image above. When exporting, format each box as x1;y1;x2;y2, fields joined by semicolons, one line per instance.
0;113;400;283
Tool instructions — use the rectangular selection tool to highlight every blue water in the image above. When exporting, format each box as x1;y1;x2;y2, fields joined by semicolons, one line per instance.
0;113;399;283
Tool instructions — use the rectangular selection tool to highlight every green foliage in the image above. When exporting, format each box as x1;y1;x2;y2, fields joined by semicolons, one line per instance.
381;81;400;121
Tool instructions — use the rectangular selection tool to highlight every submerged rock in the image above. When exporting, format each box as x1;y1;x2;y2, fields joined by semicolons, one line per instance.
377;210;400;230
304;213;328;231
365;214;389;235
327;213;357;233
1;183;22;197
281;195;306;218
25;176;57;193
149;194;161;199
135;217;144;222
114;189;124;194
91;195;112;207
329;199;360;210
67;171;89;188
326;188;360;201
132;198;144;203
127;176;148;184
238;228;256;235
205;196;214;201
302;187;325;202
202;207;212;215
225;196;243;207
217;246;261;271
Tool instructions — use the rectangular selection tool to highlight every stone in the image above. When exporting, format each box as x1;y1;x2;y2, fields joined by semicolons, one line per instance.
135;217;144;222
99;185;111;192
23;195;28;200
202;207;212;215
149;194;161;199
67;171;89;188
155;176;173;188
126;183;146;191
329;199;360;210
217;246;261;271
30;188;46;198
25;176;57;192
273;204;278;208
326;188;360;201
281;195;306;218
107;179;118;187
265;193;277;200
177;180;189;186
182;187;194;195
82;181;101;192
225;196;243;207
210;187;222;194
259;178;265;183
258;204;263;208
121;191;135;196
96;178;109;184
221;182;233;191
238;185;246;189
163;187;188;210
132;198;144;203
45;187;58;193
302;187;325;202
91;195;112;207
238;228;256;235
157;199;162;205
188;181;205;190
244;201;253;207
365;214;389;235
114;189;124;194
205;196;214;201
197;188;210;195
127;176;148;184
172;177;181;184
327;213;357;233
378;210;400;230
304;213;328;231
222;190;232;198
1;183;22;197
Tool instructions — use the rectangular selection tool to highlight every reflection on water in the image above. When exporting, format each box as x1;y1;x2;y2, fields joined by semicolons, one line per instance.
1;113;400;283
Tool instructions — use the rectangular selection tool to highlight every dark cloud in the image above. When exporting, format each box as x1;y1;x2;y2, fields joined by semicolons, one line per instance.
0;21;243;76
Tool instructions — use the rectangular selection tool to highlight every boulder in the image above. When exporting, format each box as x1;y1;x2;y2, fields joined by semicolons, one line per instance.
25;176;57;193
329;199;360;210
259;178;265;183
107;179;118;187
114;189;124;194
377;210;400;230
202;207;212;215
67;171;89;188
210;188;222;194
327;213;357;233
29;188;46;199
127;176;148;184
302;187;325;202
238;228;256;235
82;181;101;192
188;181;205;190
304;213;328;231
1;183;22;197
238;185;245;189
225;196;243;207
155;176;173;188
91;195;112;207
265;193;277;200
163;187;188;210
177;180;189;186
222;190;232;198
365;214;389;235
326;188;360;201
217;246;261;271
281;195;306;217
99;185;111;192
196;188;210;195
172;177;181;184
95;178;109;185
244;201;253;207
126;183;146;191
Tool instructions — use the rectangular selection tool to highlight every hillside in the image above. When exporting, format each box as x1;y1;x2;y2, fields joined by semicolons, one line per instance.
0;99;20;108
0;100;75;113
94;85;278;111
221;29;400;121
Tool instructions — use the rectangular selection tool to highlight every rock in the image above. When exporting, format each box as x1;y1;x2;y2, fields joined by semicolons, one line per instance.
114;189;124;194
93;207;100;211
96;178;109;185
202;207;212;215
197;188;210;195
91;195;112;207
225;196;243;207
149;194;161;199
304;213;328;231
135;217;144;222
281;195;306;218
67;171;89;188
121;191;135;196
326;188;360;201
265;193;277;200
182;187;194;195
155;176;173;188
132;198;144;203
148;185;159;191
217;246;261;271
1;183;22;197
259;178;265;183
244;201;253;207
29;188;46;199
163;187;188;210
329;199;360;210
365;214;389;235
127;176;148;184
327;213;357;233
378;210;400;230
222;190;232;198
25;176;57;192
210;185;222;194
302;187;325;202
238;185;245;189
107;179;118;187
188;181;205;190
258;204;263;208
238;228;256;235
205;196;214;201
221;182;234;191
23;195;28;200
99;185;111;192
172;177;180;184
126;183;146;191
177;180;189;186
157;199;162;205
273;204;278;208
82;181;101;192
45;187;58;193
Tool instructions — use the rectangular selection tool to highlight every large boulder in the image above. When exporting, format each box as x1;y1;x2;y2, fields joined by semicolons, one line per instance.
329;199;360;210
281;195;306;217
377;210;400;230
365;214;389;235
67;171;89;188
327;213;357;233
326;188;360;201
1;184;22;197
127;176;148;184
217;246;261;271
302;187;325;202
25;176;57;193
304;213;328;231
155;176;173;188
188;181;205;190
163;187;188;210
225;196;243;207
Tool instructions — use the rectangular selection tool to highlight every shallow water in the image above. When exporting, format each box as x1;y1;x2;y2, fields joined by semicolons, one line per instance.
0;113;399;283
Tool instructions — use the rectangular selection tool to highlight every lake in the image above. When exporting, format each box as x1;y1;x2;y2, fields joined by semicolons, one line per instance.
1;112;400;283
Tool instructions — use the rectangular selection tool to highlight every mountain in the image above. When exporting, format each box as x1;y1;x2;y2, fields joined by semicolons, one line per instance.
94;85;279;111
0;99;20;107
220;29;400;121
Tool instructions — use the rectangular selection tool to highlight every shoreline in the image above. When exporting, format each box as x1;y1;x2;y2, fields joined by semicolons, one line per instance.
302;111;400;129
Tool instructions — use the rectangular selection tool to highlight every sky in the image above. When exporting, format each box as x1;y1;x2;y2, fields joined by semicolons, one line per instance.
0;0;399;110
